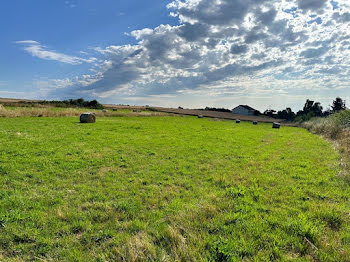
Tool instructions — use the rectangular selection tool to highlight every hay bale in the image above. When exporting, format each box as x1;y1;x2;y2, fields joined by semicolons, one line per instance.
198;115;203;118
133;109;137;112
80;113;96;123
272;122;280;129
253;121;258;125
236;119;241;123
113;108;118;111
102;109;107;112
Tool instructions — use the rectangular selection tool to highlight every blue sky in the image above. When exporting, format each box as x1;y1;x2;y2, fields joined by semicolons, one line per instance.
0;0;349;111
0;0;176;93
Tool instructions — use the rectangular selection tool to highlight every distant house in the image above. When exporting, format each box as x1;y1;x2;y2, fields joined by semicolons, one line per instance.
232;105;257;115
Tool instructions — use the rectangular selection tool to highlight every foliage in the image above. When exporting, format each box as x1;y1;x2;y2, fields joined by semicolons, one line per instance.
294;112;316;123
47;98;104;109
302;100;323;117
0;114;349;261
264;97;345;121
301;110;350;185
203;107;232;113
332;97;346;113
302;110;350;139
263;109;276;118
1;98;104;109
277;107;295;121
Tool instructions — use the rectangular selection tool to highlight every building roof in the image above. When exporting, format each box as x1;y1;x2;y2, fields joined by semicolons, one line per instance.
233;105;256;111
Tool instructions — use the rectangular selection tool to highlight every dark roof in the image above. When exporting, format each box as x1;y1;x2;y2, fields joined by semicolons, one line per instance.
233;105;256;111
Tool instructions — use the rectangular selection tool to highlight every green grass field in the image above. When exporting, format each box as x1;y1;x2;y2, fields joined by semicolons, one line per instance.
0;114;349;261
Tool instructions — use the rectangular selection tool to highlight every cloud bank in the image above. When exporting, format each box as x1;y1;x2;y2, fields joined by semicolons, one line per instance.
33;0;350;108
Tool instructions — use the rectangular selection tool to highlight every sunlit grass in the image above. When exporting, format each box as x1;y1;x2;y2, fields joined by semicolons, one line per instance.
0;115;349;261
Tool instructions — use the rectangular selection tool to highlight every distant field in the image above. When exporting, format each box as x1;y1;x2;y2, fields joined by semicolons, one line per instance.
0;106;167;118
0;113;349;261
149;107;280;123
0;98;42;103
0;97;279;123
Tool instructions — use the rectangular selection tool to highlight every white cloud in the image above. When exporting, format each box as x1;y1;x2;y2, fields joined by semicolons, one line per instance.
15;40;40;44
65;1;76;8
40;0;350;110
16;41;96;65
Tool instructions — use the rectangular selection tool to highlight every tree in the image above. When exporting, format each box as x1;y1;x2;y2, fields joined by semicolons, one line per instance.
303;99;314;114
277;107;296;121
331;97;346;112
264;109;276;118
301;99;323;117
311;102;323;117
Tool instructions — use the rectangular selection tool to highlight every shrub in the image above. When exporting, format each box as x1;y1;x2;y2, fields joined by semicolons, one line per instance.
332;110;350;129
301;110;350;139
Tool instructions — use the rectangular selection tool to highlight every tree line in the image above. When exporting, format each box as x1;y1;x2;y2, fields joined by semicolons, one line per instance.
9;98;105;109
263;97;346;121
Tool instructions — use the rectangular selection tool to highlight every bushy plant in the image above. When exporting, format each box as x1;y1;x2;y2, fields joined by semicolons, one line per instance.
301;112;346;139
295;112;315;123
332;110;350;129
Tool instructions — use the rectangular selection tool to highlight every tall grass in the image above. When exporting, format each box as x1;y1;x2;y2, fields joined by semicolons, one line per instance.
302;110;350;181
302;110;350;139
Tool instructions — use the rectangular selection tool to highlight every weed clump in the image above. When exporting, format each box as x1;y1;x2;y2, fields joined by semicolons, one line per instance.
301;110;350;182
302;110;350;139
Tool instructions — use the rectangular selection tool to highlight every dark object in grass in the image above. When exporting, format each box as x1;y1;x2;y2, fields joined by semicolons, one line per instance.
38;114;43;117
80;113;96;123
236;119;241;123
102;109;107;112
113;108;118;111
253;121;258;125
133;109;137;112
198;115;203;118
273;122;280;129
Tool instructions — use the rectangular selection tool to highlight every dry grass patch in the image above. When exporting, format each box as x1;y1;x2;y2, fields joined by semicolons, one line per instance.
0;106;170;118
114;233;157;262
